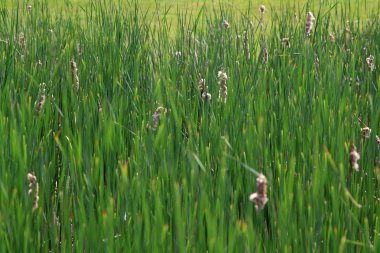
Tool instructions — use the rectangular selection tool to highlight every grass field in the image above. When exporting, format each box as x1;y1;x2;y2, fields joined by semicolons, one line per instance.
1;0;380;252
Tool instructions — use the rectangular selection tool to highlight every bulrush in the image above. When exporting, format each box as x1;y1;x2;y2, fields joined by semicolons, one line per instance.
259;5;265;14
223;20;230;29
329;33;335;42
263;48;268;64
152;107;165;131
199;78;206;94
361;127;372;138
305;12;315;36
217;71;228;104
349;144;360;172
366;55;375;72
282;37;290;48
376;135;380;147
70;58;80;92
249;173;268;210
199;78;211;102
27;172;39;212
259;5;265;28
27;4;32;12
35;83;46;113
244;31;250;61
19;32;25;47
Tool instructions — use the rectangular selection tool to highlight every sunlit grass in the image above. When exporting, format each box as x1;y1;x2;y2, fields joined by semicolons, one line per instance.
0;0;379;252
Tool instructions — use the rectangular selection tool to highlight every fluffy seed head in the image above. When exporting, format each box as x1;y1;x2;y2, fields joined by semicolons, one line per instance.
366;55;375;72
263;48;268;64
201;92;212;102
305;12;315;36
282;37;290;48
70;58;80;91
199;78;206;93
361;127;372;138
349;144;360;171
152;107;165;131
259;5;265;14
223;20;230;29
249;173;268;210
27;172;39;212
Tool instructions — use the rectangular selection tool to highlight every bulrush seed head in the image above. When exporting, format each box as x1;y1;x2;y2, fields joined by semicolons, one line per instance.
223;20;230;29
201;92;212;102
27;172;39;212
282;37;290;48
329;33;335;42
259;5;265;14
376;135;380;147
361;127;372;138
217;71;228;104
249;173;268;210
366;55;375;72
152;107;165;131
70;58;80;92
263;48;268;64
36;83;46;113
199;78;205;93
349;144;360;171
305;12;315;36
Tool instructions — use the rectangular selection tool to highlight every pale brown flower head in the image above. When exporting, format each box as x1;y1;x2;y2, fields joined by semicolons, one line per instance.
217;71;228;84
376;135;380;147
305;12;315;36
27;172;39;212
217;71;228;104
282;38;290;48
349;144;360;171
36;83;46;113
201;92;212;102
366;55;375;72
223;20;230;29
199;78;206;93
249;173;268;210
361;127;372;138
27;4;32;12
152;107;165;131
70;58;80;91
19;32;25;47
263;48;268;64
259;5;265;14
329;33;335;42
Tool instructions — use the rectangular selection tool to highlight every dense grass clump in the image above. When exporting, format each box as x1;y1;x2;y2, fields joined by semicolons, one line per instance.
0;1;379;252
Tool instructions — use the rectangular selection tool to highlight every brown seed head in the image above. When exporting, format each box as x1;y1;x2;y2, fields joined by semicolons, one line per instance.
361;127;372;138
349;144;360;171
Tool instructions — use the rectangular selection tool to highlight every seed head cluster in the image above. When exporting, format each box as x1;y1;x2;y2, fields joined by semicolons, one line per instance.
349;144;360;172
361;127;372;138
305;12;315;36
36;83;46;113
152;107;165;131
249;173;268;210
217;71;228;104
70;58;80;92
27;172;39;212
366;55;375;72
223;20;230;29
199;78;211;102
263;48;268;64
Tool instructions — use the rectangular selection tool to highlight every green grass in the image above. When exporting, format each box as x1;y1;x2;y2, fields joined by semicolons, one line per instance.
0;0;380;252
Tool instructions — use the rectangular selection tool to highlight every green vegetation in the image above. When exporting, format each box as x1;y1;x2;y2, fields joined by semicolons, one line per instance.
0;0;379;252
